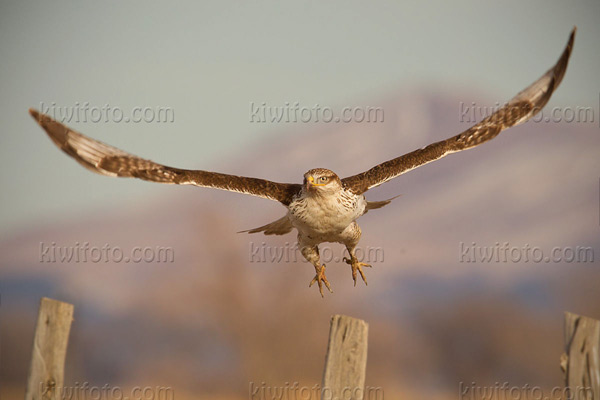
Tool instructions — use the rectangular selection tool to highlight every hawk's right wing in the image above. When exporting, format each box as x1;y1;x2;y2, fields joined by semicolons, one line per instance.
30;109;301;206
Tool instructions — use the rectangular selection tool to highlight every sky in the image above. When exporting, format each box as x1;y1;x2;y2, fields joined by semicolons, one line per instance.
1;0;598;236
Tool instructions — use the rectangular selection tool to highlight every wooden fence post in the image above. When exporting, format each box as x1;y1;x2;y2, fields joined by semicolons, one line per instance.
321;314;369;400
25;297;74;400
561;312;600;400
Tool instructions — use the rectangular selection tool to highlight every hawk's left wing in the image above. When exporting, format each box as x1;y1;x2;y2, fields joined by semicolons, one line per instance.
342;28;575;195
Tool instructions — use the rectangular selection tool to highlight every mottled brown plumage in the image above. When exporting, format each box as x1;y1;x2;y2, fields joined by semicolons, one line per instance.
342;28;575;194
29;108;301;205
30;29;575;296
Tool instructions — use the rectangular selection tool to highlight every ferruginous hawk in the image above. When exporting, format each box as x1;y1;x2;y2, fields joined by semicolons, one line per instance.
30;29;575;296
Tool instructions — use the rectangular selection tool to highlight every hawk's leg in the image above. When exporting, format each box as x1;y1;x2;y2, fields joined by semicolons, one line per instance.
343;249;371;286
300;244;332;297
342;223;371;286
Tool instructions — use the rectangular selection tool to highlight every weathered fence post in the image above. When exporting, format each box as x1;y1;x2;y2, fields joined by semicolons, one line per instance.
25;297;74;400
321;314;369;400
561;312;600;400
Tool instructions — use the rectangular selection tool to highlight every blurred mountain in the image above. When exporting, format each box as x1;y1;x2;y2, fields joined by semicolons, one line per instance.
1;88;599;399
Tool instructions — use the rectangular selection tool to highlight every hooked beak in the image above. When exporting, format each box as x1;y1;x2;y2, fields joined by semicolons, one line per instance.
306;176;314;191
306;175;325;191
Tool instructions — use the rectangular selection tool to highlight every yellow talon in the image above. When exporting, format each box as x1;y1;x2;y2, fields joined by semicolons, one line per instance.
309;264;333;297
343;256;371;286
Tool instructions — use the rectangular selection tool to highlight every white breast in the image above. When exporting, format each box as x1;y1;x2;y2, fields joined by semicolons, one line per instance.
289;190;366;239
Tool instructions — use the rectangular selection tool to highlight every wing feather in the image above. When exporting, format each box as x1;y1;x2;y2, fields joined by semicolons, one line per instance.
30;110;301;205
342;28;576;194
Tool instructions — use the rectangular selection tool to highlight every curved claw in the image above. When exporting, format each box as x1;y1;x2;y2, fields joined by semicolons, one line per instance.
309;264;333;297
345;256;371;286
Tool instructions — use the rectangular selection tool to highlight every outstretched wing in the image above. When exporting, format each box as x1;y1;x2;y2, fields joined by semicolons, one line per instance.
30;109;301;205
342;28;576;195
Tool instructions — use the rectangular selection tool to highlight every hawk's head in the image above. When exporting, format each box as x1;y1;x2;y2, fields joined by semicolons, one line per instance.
303;168;341;195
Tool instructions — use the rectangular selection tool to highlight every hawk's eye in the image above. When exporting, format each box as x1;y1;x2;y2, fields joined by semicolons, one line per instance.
320;176;328;182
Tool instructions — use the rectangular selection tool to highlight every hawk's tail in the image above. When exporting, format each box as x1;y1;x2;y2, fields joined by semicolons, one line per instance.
238;215;294;235
365;195;401;212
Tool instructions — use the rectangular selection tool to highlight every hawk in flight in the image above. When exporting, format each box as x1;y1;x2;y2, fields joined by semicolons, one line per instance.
30;29;575;296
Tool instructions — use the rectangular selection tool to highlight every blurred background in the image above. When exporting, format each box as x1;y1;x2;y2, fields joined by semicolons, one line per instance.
1;1;599;399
